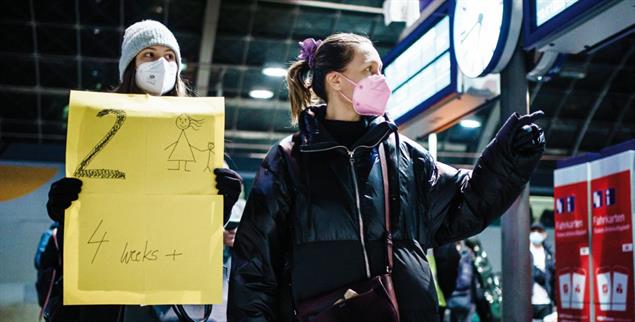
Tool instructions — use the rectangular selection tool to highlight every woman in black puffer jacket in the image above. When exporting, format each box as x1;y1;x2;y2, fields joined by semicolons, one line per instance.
228;33;545;322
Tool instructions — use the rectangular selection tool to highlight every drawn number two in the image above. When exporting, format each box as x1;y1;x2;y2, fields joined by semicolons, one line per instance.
74;109;127;179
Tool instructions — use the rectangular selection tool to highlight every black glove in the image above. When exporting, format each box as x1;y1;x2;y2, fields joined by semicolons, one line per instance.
491;110;546;178
214;168;243;224
512;113;545;155
46;178;82;223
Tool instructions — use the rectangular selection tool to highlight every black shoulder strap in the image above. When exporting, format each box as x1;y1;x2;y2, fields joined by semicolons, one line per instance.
379;142;394;274
381;132;402;237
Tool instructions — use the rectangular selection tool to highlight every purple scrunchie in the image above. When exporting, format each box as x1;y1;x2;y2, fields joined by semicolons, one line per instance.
298;38;322;69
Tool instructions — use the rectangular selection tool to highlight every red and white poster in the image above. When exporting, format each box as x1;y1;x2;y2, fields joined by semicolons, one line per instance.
554;162;592;322
590;151;635;321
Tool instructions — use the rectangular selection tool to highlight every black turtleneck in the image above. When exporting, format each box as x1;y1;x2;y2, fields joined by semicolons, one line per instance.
321;119;367;150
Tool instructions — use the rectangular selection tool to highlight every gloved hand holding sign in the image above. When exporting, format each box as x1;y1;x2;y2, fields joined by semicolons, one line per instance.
47;167;243;225
46;177;82;223
214;168;243;224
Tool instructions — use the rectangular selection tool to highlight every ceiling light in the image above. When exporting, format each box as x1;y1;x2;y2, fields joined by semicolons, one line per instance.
460;119;481;128
558;63;587;79
249;89;274;99
559;70;586;79
262;67;287;77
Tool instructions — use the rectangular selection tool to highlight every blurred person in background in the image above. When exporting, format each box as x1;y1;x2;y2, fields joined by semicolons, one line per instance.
446;242;476;322
434;242;461;321
530;222;556;321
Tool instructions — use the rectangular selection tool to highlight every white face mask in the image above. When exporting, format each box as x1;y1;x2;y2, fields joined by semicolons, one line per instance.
135;58;178;95
529;232;546;245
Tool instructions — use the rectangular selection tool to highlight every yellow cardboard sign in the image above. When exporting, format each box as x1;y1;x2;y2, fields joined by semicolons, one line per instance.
64;90;225;305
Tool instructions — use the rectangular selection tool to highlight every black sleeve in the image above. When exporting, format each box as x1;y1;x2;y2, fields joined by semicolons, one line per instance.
412;135;539;248
228;145;292;322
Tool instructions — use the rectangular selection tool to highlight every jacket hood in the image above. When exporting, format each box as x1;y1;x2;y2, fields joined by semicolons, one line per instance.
298;104;398;152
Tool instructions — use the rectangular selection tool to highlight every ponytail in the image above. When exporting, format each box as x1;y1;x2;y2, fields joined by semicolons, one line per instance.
286;60;312;124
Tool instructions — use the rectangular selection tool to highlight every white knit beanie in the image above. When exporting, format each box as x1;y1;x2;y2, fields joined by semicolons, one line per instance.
119;20;182;81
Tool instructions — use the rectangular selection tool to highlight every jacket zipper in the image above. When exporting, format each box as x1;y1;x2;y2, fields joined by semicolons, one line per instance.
348;149;372;279
301;131;392;279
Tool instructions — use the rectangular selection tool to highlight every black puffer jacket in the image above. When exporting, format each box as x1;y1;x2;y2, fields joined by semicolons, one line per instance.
228;106;543;322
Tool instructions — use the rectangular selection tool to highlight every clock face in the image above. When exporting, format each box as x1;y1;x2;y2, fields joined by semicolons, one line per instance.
452;0;505;78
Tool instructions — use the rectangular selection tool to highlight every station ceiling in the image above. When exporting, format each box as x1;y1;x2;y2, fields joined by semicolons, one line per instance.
1;0;633;196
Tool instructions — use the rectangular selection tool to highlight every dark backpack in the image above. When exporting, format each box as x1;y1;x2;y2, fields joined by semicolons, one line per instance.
34;223;81;321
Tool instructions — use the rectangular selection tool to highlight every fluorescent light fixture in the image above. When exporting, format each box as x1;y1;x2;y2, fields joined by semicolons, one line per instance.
460;119;481;128
559;70;586;79
559;63;587;79
262;67;287;77
249;89;274;99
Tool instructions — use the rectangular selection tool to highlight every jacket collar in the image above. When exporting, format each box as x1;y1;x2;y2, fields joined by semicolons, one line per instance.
298;105;398;152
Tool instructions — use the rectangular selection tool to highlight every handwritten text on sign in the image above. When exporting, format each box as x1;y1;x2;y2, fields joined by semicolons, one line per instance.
64;91;225;305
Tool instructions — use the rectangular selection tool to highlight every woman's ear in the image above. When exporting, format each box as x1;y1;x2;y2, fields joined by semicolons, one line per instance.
325;71;342;92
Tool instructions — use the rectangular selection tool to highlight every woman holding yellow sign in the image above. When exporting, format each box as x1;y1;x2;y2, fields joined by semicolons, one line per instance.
38;20;242;322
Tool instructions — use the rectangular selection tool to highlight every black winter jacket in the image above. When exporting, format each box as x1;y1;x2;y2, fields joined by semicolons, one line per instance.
228;106;542;322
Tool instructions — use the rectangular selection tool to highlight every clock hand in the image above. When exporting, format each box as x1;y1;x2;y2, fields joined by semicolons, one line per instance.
461;13;484;42
460;22;478;42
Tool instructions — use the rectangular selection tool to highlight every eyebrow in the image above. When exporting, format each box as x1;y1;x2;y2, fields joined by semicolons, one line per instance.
144;46;175;54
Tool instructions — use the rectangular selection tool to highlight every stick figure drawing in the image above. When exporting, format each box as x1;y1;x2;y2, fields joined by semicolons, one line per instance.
164;114;206;172
203;142;215;173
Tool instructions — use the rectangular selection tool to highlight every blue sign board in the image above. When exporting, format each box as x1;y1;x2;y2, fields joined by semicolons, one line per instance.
382;2;457;124
524;0;611;50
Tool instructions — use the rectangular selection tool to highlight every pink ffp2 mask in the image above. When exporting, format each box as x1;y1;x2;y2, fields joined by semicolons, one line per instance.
338;73;392;116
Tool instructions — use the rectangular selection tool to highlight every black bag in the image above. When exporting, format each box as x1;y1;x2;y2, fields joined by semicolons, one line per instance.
296;274;399;322
295;143;400;322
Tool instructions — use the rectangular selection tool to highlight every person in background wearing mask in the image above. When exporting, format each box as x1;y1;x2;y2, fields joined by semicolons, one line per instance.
37;20;242;322
227;33;546;322
530;222;556;321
